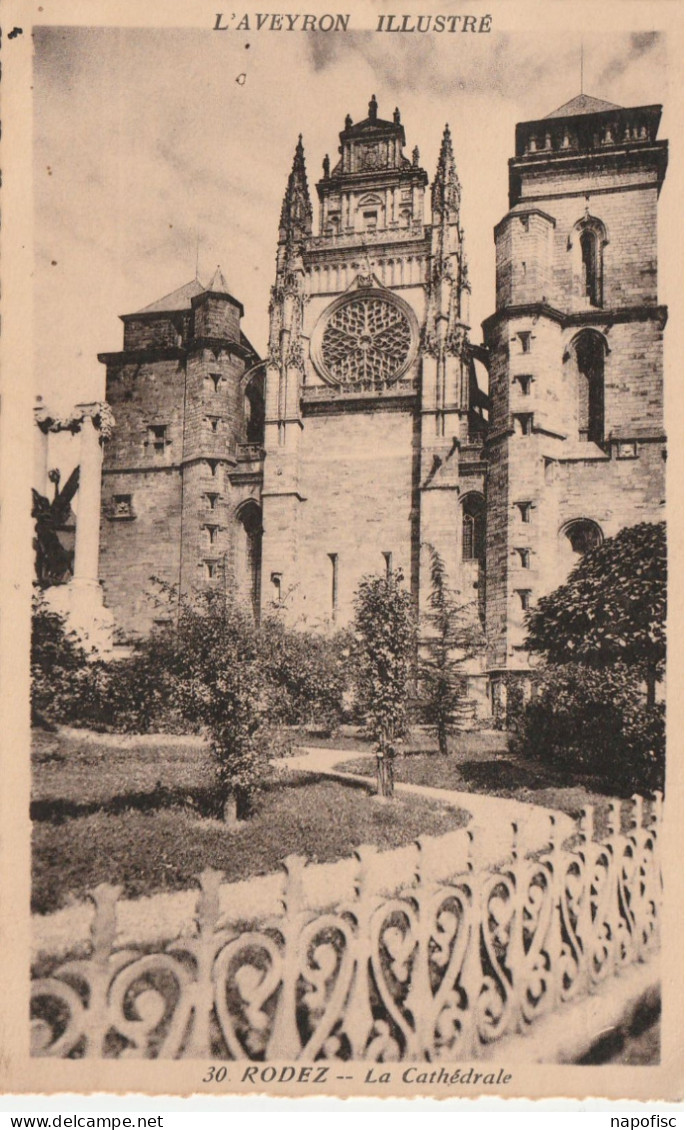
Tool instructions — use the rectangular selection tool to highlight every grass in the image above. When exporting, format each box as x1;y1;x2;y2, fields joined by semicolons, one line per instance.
32;729;468;915
32;729;216;819
300;725;509;757
334;741;626;821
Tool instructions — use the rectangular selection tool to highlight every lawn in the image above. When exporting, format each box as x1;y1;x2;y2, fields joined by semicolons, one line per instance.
301;725;509;758
32;729;468;915
335;742;625;821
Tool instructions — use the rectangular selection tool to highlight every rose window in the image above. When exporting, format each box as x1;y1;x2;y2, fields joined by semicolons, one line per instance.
314;293;416;386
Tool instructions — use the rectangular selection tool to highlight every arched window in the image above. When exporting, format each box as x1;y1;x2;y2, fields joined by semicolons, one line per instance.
558;518;603;587
462;494;486;561
580;228;600;306
236;501;262;621
569;216;607;309
244;373;265;445
567;330;606;445
563;518;603;557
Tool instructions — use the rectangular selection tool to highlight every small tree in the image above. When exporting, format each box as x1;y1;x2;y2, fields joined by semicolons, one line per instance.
418;544;485;754
525;522;667;705
353;569;415;798
510;663;665;795
159;592;269;823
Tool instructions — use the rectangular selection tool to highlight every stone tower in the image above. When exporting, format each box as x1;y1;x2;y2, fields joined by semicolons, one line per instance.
483;94;668;688
261;96;488;632
98;270;264;637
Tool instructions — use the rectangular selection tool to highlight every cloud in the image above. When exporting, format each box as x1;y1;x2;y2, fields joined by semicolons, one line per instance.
597;31;664;87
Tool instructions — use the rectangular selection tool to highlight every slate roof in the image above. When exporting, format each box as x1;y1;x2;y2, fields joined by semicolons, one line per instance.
134;268;238;314
206;266;231;293
135;277;207;315
544;94;622;119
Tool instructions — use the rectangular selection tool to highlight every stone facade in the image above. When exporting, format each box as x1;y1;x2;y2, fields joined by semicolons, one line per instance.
98;271;263;637
98;92;668;705
261;98;487;631
483;94;668;682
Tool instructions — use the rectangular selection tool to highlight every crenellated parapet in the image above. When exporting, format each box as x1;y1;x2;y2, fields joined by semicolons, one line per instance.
509;97;668;209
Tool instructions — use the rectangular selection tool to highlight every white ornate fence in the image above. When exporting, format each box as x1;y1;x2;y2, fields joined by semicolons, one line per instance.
31;795;661;1061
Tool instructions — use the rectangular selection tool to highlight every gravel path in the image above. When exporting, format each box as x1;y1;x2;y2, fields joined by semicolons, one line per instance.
33;742;575;962
285;745;577;863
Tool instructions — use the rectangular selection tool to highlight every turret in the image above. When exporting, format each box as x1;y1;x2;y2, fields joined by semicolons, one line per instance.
191;265;243;341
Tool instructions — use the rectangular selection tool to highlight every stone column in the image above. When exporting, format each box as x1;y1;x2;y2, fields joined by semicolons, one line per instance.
72;407;103;587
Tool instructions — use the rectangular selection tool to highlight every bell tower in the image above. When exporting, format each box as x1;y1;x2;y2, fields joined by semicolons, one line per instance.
483;94;668;683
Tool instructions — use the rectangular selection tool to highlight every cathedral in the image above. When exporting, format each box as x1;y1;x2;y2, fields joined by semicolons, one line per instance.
97;92;668;714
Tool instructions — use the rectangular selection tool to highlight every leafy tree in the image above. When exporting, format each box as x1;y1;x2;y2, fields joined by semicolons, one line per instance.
525;522;666;705
155;592;269;823
418;544;485;755
352;569;416;797
509;662;665;795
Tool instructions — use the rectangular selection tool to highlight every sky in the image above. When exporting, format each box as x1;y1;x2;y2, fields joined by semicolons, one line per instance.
33;22;677;419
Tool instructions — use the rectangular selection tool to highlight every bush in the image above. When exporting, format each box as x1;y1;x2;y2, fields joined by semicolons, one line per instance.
30;591;191;732
31;595;90;727
32;593;352;738
76;652;190;734
511;663;665;795
258;618;351;731
525;521;666;706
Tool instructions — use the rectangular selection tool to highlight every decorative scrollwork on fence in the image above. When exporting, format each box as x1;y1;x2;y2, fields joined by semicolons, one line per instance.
31;794;662;1060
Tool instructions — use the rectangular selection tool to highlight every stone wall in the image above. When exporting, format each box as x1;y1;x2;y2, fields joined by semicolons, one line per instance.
99;294;260;637
484;113;667;674
100;467;183;636
263;405;417;627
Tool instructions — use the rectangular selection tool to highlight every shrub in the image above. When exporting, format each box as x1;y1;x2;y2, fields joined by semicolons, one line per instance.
77;651;190;734
511;663;665;794
30;594;90;727
525;521;666;706
257;618;351;731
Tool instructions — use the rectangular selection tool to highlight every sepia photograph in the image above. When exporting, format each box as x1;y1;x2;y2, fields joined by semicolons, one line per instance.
0;0;682;1104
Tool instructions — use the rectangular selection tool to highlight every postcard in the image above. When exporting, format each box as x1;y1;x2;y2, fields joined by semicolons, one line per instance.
0;0;682;1102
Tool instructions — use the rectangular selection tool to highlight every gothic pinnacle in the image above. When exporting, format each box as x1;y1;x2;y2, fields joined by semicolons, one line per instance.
431;122;461;219
279;135;313;242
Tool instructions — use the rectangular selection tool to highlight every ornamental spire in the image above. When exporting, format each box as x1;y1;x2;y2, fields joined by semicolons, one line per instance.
279;135;313;243
431;123;461;220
